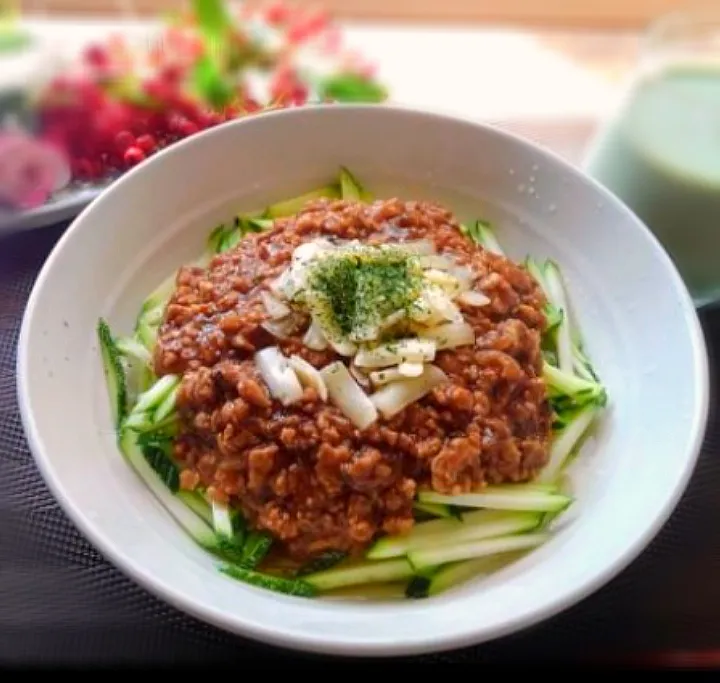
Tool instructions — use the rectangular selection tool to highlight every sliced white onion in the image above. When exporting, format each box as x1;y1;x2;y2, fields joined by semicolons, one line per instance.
370;365;449;419
302;318;329;350
378;310;407;333
321;361;378;430
398;361;425;377
449;265;476;290
412;286;464;326
354;338;437;368
349;361;372;389
261;290;292;319
419;254;455;271
269;270;292;299
349;323;382;343
369;367;406;386
399;239;436;256
261;313;305;340
254;346;304;406
417;321;475;350
457;290;491;307
424;268;463;295
292;238;334;265
289;355;328;401
328;337;358;357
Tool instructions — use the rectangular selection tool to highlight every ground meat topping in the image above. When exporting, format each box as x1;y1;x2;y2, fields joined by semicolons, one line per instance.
158;199;552;561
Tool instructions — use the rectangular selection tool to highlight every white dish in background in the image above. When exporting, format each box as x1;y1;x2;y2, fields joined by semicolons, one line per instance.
17;105;709;656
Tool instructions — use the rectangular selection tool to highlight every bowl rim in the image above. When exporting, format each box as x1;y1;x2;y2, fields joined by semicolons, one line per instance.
16;103;711;657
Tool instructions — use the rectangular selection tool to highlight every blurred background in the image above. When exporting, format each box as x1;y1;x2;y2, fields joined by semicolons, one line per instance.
2;0;719;304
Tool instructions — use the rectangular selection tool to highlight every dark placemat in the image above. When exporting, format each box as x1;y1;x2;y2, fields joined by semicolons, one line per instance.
2;222;720;667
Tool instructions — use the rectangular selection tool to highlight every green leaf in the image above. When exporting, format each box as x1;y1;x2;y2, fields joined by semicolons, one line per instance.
318;73;388;103
191;54;234;110
191;0;232;42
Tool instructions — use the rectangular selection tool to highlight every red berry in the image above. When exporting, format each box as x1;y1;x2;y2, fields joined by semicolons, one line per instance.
135;134;156;153
265;1;290;25
84;44;110;70
114;130;135;153
123;146;145;166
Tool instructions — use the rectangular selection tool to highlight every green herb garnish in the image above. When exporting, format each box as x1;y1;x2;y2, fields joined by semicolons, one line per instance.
305;245;423;341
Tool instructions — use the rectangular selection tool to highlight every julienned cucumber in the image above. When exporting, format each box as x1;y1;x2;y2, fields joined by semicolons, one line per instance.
97;318;128;429
543;361;605;404
303;558;415;591
296;550;348;577
543;260;574;375
422;552;527;598
339;166;371;201
220;564;317;597
417;487;572;513
537;404;599;484
118;428;220;549
177;490;213;525
97;165;607;600
241;531;273;569
468;220;504;255
264;184;341;218
413;501;453;519
367;510;542;560
212;500;244;548
408;532;550;572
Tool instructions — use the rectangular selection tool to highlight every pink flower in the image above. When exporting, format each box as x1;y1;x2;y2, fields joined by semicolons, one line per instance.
0;131;71;210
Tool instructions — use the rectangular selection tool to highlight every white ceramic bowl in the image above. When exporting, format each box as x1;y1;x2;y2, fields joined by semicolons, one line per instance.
17;105;709;657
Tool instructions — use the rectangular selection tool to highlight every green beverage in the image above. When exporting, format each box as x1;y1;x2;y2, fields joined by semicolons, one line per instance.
584;12;720;307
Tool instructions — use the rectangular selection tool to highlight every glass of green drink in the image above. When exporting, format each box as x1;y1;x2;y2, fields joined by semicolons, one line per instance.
584;9;720;308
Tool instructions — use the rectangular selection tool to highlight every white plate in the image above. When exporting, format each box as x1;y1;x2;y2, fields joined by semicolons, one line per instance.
0;184;105;234
17;105;710;657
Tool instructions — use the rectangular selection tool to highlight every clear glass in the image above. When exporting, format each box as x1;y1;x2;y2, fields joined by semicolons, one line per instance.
583;8;720;308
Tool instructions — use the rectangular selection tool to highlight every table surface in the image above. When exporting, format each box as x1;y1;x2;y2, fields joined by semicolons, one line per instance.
3;19;720;668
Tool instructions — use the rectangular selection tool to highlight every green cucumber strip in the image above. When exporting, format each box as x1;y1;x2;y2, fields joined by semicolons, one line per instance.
296;550;348;577
244;217;274;231
212;501;235;539
321;582;408;601
543;260;574;375
264;184;340;218
135;319;158;351
405;576;431;599
368;510;541;560
241;531;273;568
339;166;367;201
153;383;179;424
177;490;213;525
426;552;526;597
138;271;177;318
220;564;316;597
524;256;552;300
367;516;463;560
133;374;180;415
303;558;415;592
408;532;550;572
118;429;219;548
537;403;599;484
572;344;599;382
543;303;563;333
219;226;242;253
97;318;128;429
115;336;152;366
413;501;453;519
543;361;604;401
417;488;573;513
139;437;180;492
473;220;504;255
206;223;227;253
